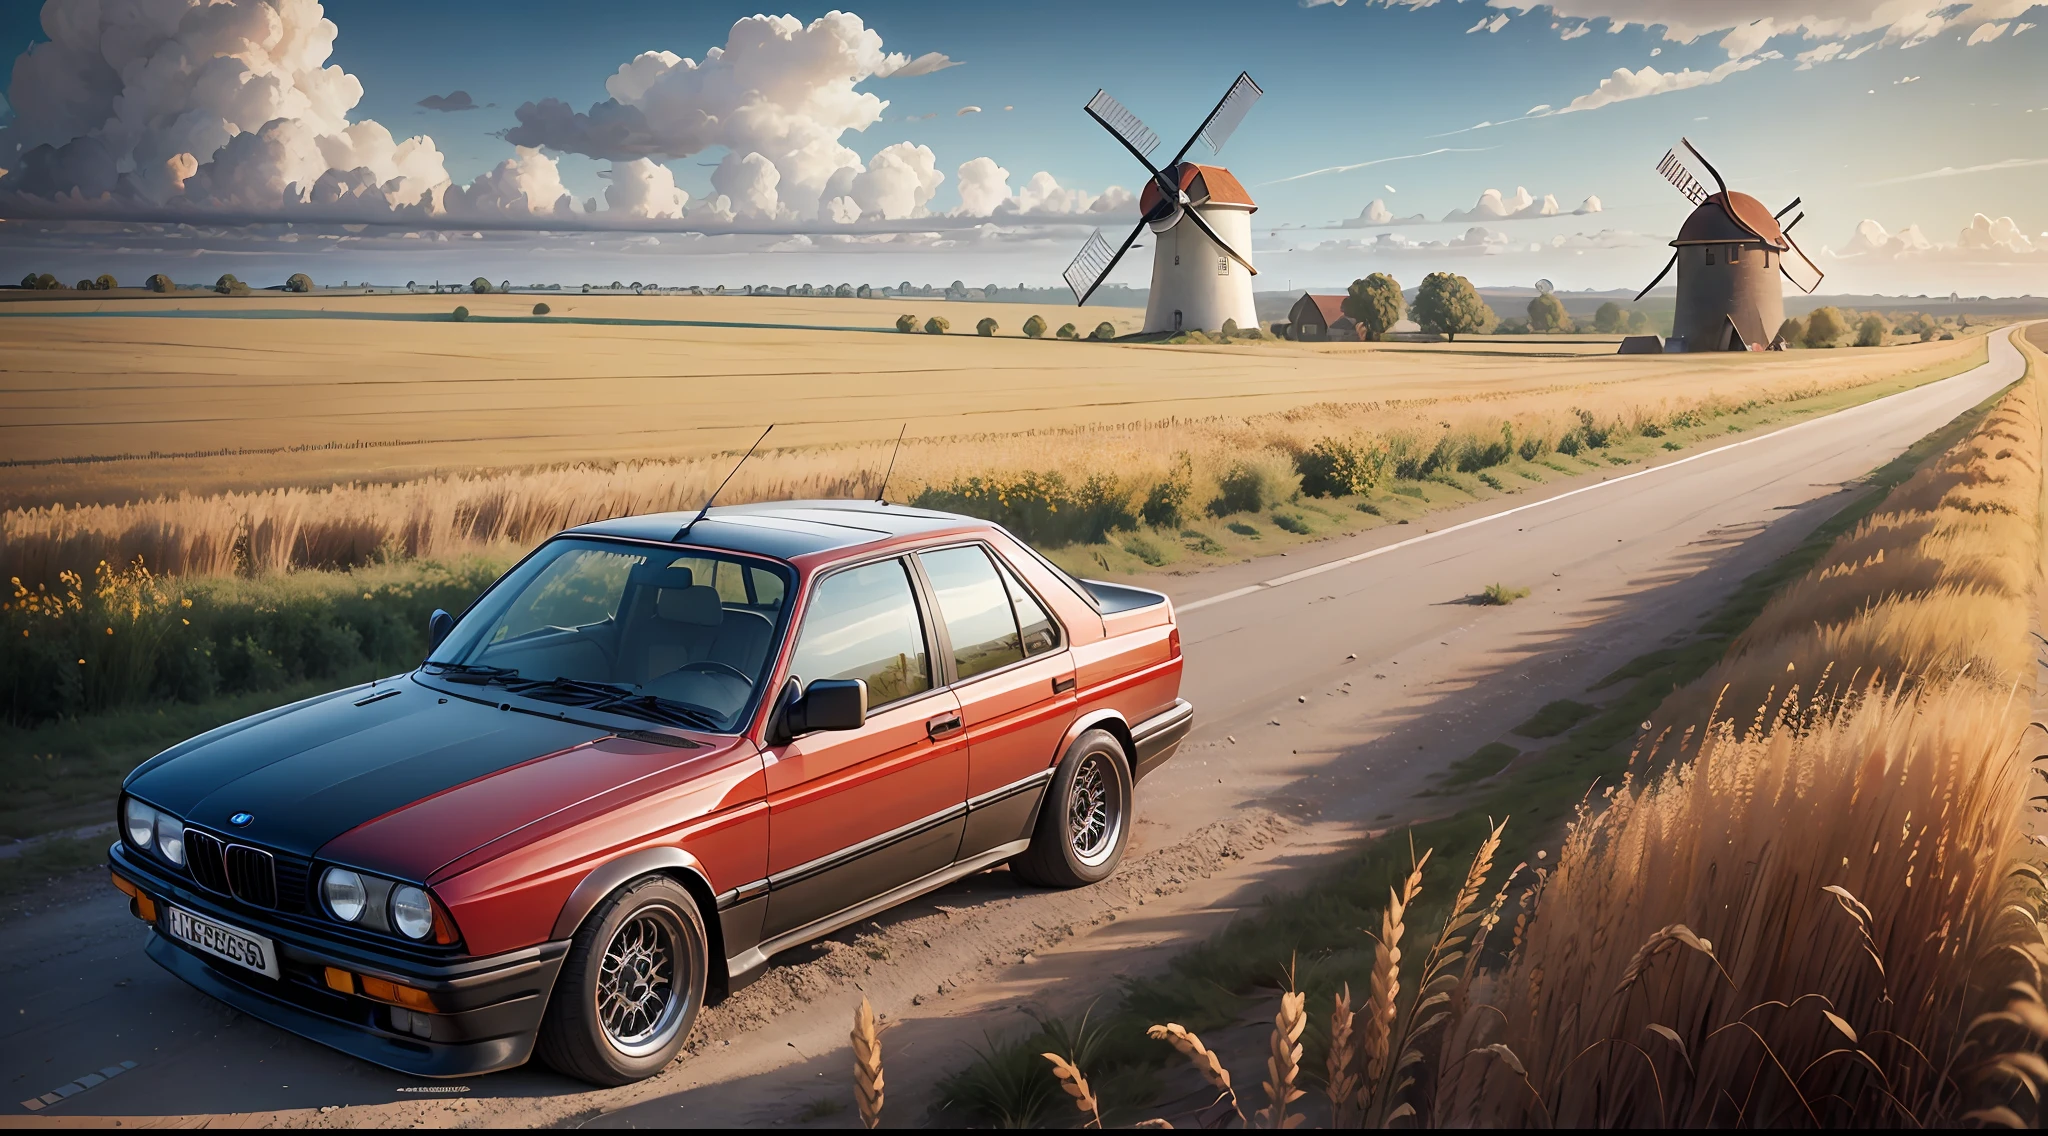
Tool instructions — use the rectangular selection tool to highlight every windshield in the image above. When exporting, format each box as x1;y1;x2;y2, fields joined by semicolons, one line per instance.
426;538;793;733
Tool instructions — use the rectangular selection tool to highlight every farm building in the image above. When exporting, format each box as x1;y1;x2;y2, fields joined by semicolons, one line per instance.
1281;294;1357;341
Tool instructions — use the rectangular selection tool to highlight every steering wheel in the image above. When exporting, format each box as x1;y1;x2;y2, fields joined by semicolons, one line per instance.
671;660;753;686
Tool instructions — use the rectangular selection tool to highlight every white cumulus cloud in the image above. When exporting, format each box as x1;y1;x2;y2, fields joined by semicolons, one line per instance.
1831;213;2038;260
604;157;688;220
444;146;572;217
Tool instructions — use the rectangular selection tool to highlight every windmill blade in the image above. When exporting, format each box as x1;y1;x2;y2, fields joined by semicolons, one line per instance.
1634;251;1678;302
1653;148;1710;206
1179;206;1258;276
1774;196;1802;220
1063;219;1148;305
1084;90;1160;161
1172;72;1263;164
1779;232;1825;295
1782;211;1805;235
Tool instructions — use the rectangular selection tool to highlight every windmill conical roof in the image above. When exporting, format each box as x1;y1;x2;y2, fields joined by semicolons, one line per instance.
1139;164;1258;216
1673;191;1787;248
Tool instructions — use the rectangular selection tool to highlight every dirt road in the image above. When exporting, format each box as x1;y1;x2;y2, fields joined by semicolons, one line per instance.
1;325;2030;1126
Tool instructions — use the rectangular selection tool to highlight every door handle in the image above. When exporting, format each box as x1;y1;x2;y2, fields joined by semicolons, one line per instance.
1052;676;1076;694
927;714;963;740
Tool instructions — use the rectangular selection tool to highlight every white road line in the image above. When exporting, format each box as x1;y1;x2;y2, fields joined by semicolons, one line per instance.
1179;326;2024;614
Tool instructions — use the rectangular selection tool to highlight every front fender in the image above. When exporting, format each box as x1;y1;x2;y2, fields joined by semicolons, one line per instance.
549;846;716;941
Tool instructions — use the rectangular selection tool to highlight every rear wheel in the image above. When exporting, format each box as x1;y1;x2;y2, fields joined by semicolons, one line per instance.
1011;728;1133;887
536;875;707;1086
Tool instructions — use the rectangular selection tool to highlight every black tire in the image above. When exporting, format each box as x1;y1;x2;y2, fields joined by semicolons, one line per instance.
1011;728;1134;888
536;875;708;1086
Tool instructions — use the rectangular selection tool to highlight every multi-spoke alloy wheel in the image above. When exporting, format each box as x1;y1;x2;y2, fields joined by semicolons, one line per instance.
538;877;708;1086
1014;728;1133;887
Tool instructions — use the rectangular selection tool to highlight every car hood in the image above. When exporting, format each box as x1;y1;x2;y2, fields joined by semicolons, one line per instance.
123;676;732;873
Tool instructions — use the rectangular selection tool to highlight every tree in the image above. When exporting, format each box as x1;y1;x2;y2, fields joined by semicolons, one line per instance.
146;273;173;293
1625;309;1654;335
1593;301;1625;334
1057;323;1078;339
95;273;118;291
285;272;313;293
470;277;492;294
924;316;950;334
1220;318;1240;338
1092;321;1117;340
1855;313;1887;347
835;284;854;298
984;284;1000;299
214;273;249;295
977;317;998;336
1411;272;1495;341
452;306;471;321
1023;314;1047;338
1775;316;1805;347
532;302;551;315
1802;306;1845;348
1526;291;1571;333
896;313;918;332
856;283;872;299
1342;273;1405;341
35;273;59;289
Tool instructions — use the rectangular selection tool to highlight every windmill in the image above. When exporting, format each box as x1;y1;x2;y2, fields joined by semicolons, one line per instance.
1062;73;1263;336
1633;138;1824;352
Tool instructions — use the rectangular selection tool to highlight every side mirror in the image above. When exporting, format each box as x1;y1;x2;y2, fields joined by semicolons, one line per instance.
786;678;867;736
427;608;456;652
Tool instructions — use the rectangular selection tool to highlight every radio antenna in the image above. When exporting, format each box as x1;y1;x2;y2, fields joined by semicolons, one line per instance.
676;424;773;539
875;423;908;504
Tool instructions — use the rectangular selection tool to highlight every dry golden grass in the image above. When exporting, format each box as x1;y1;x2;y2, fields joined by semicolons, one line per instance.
1;321;1987;583
0;293;1980;511
1439;376;2048;1126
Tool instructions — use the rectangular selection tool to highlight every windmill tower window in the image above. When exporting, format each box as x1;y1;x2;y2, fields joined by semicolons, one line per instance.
1173;310;1184;331
1173;254;1180;266
1217;256;1230;275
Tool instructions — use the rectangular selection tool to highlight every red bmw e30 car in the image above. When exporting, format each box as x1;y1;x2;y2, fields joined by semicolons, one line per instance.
108;501;1191;1084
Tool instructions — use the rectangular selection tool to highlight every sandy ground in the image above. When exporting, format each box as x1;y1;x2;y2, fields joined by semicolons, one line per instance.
0;293;1981;506
0;325;2027;1128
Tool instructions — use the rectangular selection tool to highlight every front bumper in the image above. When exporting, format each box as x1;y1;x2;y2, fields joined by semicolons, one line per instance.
111;843;567;1078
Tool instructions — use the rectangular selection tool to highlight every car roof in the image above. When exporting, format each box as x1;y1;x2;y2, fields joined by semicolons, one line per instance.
567;499;988;561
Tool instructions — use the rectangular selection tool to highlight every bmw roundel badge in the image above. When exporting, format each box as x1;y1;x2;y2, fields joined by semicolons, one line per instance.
229;812;254;827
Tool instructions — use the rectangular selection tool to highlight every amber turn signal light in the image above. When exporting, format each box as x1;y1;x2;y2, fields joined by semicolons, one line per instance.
357;973;438;1012
323;966;354;994
110;871;157;922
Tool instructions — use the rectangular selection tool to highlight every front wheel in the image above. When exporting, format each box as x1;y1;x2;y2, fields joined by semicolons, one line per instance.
536;875;708;1086
1011;728;1133;888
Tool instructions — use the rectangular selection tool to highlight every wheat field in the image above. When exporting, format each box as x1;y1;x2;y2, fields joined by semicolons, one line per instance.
0;293;1983;508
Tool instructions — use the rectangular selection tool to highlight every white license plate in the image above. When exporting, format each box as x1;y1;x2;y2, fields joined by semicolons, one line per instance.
164;905;281;980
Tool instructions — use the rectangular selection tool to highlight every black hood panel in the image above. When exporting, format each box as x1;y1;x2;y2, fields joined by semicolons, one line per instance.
124;680;607;859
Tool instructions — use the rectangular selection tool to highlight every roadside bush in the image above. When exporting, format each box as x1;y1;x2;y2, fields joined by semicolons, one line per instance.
977;317;998;337
2;558;504;726
532;302;550;316
1092;321;1116;341
924;316;950;335
1208;451;1299;516
1454;422;1517;472
452;306;471;322
911;471;1136;547
1270;510;1311;535
1295;435;1392;498
895;313;917;332
1023;315;1047;339
1057;323;1077;339
1140;455;1194;528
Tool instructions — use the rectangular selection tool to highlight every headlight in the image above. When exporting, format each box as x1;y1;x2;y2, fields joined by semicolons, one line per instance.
390;885;434;941
322;868;368;922
123;799;158;848
156;815;186;866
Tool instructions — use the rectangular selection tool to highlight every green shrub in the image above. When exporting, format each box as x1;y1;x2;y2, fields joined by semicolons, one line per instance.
1556;430;1584;456
1296;436;1392;498
1226;521;1260;538
1140;455;1194;528
1479;582;1530;605
1356;502;1381;515
895;313;917;332
1091;321;1116;340
532;302;550;316
1208;452;1300;516
976;317;998;337
1454;422;1516;472
1477;472;1505;490
452;305;471;322
1573;408;1612;448
910;471;1136;547
1122;533;1168;566
1023;314;1047;339
924;316;950;335
1392;484;1426;499
284;272;313;293
1271;510;1311;535
1057;323;1077;339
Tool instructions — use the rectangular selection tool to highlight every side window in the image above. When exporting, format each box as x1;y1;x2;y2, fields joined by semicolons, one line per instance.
787;560;932;708
994;556;1061;657
918;546;1025;681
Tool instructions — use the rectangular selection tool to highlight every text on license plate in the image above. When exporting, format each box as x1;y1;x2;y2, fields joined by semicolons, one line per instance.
165;905;281;980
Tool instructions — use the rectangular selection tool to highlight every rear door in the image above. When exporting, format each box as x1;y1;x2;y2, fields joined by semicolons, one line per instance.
761;557;968;940
914;544;1077;860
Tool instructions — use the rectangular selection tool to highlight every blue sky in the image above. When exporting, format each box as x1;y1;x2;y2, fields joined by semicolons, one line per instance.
2;1;2043;293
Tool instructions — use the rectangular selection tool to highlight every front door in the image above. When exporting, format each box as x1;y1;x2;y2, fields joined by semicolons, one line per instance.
762;558;967;939
914;545;1077;858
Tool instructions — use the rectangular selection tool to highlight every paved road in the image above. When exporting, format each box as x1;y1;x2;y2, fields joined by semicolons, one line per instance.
0;326;2029;1124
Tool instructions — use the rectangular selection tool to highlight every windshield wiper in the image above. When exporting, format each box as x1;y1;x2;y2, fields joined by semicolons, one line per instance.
493;676;726;731
588;693;724;732
423;662;519;684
